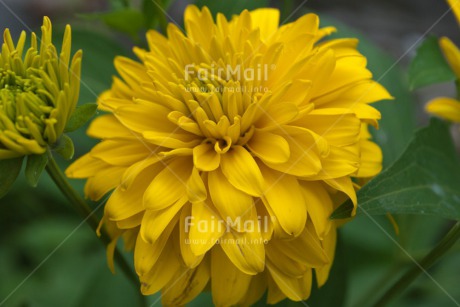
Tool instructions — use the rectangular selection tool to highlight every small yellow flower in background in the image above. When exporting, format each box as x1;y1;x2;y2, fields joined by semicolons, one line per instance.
426;0;460;122
67;5;390;305
0;17;82;159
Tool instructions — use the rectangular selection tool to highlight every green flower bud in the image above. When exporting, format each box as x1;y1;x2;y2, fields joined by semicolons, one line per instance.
0;17;82;159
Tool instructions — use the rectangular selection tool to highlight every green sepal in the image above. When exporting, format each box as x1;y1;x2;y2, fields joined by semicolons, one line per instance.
54;134;75;160
65;103;98;133
408;35;456;90
331;118;460;220
0;157;23;198
25;153;49;187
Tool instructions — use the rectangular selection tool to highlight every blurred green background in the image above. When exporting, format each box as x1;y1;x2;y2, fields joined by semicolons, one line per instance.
0;0;459;306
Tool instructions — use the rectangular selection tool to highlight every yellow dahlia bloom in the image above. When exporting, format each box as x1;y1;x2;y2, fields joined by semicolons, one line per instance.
0;17;82;159
67;6;390;305
426;0;460;122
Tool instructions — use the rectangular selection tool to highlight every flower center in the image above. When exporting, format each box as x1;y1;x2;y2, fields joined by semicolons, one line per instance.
0;68;53;137
178;64;260;154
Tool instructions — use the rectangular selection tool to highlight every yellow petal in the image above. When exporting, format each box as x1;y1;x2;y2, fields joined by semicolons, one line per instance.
324;176;357;214
143;131;201;149
184;6;215;50
267;274;286;304
316;26;336;41
187;167;207;202
65;154;107;178
264;129;322;177
317;57;372;97
425;97;460;122
259;164;307;237
114;56;150;92
309;144;360;180
98;95;131;112
447;0;460;26
267;262;312;302
120;155;163;190
189;200;225;255
140;242;181;295
211;245;252;306
193;142;221;171
221;146;265;197
316;226;337;287
265;245;308;278
208;168;254;229
280;125;330;157
247;131;290;164
116;212;143;229
269;223;329;267
256;201;274;242
179;204;204;268
299;181;333;239
134;214;178;276
348;103;382;127
144;157;192;210
318;38;360;59
295;109;361;146
237;272;267;306
105;234;120;274
292;48;336;95
255;102;299;130
140;195;187;243
121;228;138;251
356;140;383;177
220;219;266;275
90;140;152;166
105;165;155;221
97;90;122;112
84;166;125;201
440;36;460;78
313;80;392;106
162;257;210;306
250;8;280;41
115;102;176;134
87;114;134;139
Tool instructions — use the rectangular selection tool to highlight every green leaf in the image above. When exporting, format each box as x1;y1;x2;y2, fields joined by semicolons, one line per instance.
79;9;145;37
25;153;49;187
65;103;98;133
331;118;460;220
195;0;269;19
102;9;145;37
54;134;75;160
142;0;158;29
0;157;23;198
143;0;173;30
408;35;456;90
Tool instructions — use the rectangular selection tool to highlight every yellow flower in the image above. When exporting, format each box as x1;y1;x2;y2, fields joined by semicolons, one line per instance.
67;6;390;305
425;0;460;122
0;17;82;159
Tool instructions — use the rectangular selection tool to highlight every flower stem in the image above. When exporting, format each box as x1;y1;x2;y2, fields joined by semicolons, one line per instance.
373;221;460;307
45;150;140;289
